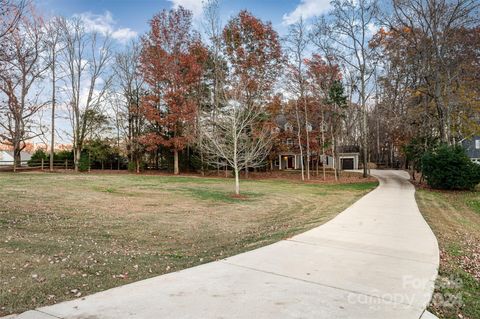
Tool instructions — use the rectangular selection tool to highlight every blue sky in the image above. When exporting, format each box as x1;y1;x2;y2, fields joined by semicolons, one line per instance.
35;0;333;42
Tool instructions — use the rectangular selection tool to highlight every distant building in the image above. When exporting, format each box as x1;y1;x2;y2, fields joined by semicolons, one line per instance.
462;136;480;164
0;151;32;166
272;114;360;171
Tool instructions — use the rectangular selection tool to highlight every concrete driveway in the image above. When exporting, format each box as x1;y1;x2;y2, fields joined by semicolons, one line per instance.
14;170;439;319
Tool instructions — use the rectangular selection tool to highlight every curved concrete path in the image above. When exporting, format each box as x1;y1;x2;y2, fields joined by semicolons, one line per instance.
15;170;439;319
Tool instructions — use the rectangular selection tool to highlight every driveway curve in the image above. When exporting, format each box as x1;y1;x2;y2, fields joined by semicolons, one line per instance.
15;170;439;319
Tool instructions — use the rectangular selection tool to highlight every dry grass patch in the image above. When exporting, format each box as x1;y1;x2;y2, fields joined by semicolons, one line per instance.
416;189;480;319
0;172;376;316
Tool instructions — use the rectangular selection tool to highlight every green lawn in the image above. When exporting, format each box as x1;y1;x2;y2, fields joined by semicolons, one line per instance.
0;172;377;316
416;188;480;319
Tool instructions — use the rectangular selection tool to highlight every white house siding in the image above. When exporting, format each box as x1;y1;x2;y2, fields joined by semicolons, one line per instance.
0;151;14;166
0;151;32;166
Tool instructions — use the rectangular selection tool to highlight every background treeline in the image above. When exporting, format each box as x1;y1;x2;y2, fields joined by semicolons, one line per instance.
0;0;479;191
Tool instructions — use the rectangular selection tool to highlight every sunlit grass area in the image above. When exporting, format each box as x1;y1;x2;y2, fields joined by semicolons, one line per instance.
0;172;377;315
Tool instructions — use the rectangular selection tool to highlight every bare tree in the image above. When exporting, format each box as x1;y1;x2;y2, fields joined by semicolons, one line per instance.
203;0;224;121
200;90;272;195
45;16;64;171
109;93;125;170
312;0;378;177
202;0;226;175
113;40;144;173
0;10;49;168
60;18;113;171
284;18;310;180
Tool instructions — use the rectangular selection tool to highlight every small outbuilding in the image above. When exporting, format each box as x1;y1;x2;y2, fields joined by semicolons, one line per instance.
329;153;360;170
462;136;480;165
0;151;32;166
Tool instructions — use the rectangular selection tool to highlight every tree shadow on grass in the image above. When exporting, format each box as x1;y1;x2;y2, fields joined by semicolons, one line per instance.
177;187;264;203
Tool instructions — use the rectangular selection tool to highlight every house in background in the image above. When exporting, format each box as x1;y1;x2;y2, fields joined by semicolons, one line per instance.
272;115;360;171
462;136;480;164
0;151;32;166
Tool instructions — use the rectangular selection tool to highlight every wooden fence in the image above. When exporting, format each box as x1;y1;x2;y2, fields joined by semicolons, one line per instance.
0;159;75;172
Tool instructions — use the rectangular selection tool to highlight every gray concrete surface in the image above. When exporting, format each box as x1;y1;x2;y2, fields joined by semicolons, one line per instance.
12;170;439;319
421;310;440;319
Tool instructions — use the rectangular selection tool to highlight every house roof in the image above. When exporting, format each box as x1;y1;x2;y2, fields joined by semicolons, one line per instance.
337;145;360;153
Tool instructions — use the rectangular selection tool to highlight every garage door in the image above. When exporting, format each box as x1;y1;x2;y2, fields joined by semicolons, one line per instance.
341;158;354;170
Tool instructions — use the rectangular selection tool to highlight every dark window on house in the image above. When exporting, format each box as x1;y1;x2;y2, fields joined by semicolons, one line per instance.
286;138;293;146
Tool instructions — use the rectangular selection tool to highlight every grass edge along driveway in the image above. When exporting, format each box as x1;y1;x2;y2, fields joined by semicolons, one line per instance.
416;188;480;319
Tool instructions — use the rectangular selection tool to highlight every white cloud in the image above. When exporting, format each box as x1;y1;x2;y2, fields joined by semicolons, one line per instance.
367;22;379;35
111;28;138;43
283;0;332;25
168;0;204;19
74;11;137;44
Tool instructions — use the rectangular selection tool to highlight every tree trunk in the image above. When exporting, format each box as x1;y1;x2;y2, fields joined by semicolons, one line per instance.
173;149;179;175
322;155;326;181
294;100;305;181
234;167;240;195
376;119;380;165
50;56;56;172
362;89;368;178
321;111;326;181
74;147;81;172
304;96;310;180
14;148;21;169
200;151;205;176
332;130;338;182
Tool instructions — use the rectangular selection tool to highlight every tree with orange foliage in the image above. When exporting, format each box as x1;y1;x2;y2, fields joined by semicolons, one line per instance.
140;7;207;175
223;10;283;103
